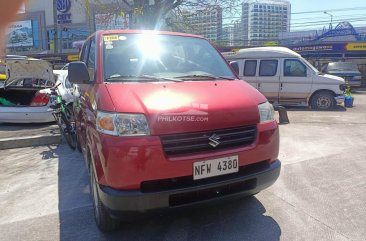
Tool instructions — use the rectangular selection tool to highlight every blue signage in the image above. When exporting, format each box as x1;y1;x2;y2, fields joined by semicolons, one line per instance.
57;0;72;24
57;0;71;13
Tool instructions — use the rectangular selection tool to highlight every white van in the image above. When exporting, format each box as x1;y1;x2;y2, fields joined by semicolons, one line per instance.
224;47;345;110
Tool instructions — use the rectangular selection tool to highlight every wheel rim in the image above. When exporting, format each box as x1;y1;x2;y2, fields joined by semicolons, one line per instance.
316;95;332;109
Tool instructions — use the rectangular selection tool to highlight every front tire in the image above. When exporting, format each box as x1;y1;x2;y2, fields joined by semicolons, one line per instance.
89;164;120;232
311;91;335;110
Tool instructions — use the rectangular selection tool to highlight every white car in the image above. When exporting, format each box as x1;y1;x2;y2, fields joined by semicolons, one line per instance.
0;56;74;123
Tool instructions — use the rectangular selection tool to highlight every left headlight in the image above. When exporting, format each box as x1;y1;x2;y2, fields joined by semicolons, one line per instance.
96;111;150;136
258;101;274;123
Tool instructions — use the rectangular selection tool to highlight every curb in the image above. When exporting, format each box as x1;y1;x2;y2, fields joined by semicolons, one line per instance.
0;134;61;150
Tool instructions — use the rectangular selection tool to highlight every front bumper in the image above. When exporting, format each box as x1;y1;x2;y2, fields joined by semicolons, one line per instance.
348;80;362;87
97;159;281;219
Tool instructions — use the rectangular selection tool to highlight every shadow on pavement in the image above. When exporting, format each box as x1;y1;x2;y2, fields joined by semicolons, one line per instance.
285;105;347;112
42;145;282;241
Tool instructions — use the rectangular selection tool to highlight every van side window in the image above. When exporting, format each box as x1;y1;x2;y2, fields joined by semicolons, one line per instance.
284;59;307;77
244;60;257;76
259;60;278;76
80;40;90;63
86;38;96;82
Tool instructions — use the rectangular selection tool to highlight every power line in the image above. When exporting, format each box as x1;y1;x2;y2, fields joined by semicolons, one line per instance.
292;7;366;14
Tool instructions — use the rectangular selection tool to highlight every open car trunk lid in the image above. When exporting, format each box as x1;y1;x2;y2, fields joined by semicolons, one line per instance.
4;56;55;88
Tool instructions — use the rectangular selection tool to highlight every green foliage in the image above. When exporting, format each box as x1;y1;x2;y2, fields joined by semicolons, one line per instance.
344;83;352;96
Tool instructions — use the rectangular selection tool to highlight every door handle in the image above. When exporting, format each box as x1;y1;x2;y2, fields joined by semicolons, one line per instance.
280;83;283;90
258;83;261;89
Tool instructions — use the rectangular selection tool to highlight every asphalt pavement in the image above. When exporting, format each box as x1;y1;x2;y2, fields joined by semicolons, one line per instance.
0;91;365;241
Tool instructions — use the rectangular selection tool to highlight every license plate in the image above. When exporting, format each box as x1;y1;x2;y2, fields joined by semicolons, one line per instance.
193;155;239;180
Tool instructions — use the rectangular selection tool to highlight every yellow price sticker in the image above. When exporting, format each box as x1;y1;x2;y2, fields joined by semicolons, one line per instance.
103;35;119;42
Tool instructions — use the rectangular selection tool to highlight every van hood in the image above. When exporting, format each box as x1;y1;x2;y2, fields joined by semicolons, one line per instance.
104;80;265;135
326;70;361;77
4;58;54;87
316;74;345;84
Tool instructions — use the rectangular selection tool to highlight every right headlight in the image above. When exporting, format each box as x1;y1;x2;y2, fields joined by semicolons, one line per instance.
96;111;150;136
258;101;274;123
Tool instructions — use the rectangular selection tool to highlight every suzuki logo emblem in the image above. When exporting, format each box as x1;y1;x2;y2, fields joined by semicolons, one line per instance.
208;134;221;148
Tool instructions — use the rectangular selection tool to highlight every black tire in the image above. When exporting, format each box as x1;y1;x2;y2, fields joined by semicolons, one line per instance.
76;134;82;153
310;91;335;110
60;113;77;150
62;106;77;150
89;164;120;232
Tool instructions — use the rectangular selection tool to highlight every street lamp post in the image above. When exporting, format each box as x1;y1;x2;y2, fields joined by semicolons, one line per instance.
324;11;333;30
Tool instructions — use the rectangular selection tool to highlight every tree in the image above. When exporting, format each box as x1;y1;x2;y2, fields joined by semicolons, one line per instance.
90;0;241;30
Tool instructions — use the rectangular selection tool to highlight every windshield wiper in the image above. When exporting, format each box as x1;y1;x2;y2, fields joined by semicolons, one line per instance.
105;75;136;81
105;74;182;82
174;74;235;80
140;75;183;82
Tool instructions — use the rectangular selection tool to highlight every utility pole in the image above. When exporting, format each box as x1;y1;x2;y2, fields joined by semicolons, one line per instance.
53;0;59;53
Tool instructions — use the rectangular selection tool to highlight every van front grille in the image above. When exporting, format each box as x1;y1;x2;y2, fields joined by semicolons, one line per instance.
160;125;257;156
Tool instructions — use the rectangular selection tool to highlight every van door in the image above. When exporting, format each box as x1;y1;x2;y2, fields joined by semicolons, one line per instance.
241;59;258;88
257;59;280;103
279;58;312;104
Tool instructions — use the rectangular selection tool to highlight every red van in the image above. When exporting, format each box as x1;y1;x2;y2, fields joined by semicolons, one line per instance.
68;30;281;231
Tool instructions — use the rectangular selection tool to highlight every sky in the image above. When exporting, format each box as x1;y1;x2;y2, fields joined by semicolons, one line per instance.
289;0;366;31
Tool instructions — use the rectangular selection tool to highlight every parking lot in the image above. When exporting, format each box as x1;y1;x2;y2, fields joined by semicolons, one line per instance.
0;91;365;241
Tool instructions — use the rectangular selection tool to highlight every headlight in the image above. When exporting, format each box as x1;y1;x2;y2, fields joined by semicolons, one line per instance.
96;111;150;136
258;101;274;123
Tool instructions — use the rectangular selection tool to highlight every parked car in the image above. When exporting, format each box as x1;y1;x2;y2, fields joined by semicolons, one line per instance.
223;47;345;110
69;30;281;231
0;64;6;87
61;63;69;70
0;56;74;123
322;62;362;87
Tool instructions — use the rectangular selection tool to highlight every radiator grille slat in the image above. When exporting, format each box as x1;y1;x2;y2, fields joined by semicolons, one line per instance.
160;125;257;156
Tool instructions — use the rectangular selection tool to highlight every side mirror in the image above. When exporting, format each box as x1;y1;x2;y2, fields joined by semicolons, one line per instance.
273;105;290;125
68;61;90;84
229;61;239;75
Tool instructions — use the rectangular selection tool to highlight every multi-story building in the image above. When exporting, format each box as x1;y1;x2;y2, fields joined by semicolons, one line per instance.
7;0;92;56
181;5;223;43
6;0;131;66
222;26;235;46
241;0;291;46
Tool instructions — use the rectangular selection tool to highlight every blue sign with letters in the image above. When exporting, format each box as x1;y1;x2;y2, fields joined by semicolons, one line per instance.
57;0;72;24
57;0;71;13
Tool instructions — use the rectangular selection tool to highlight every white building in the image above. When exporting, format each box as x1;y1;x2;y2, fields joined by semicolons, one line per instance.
181;5;223;42
222;26;235;46
241;0;291;46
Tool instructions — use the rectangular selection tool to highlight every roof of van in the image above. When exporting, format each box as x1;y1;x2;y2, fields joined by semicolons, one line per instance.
224;47;301;59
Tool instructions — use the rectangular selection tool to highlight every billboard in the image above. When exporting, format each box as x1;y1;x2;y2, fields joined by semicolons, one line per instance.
6;20;34;48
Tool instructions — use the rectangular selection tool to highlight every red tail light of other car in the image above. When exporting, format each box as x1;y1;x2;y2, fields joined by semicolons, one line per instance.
30;91;50;106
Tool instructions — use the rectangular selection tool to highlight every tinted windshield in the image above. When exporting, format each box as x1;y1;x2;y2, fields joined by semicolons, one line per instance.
327;62;359;71
302;58;319;74
102;33;235;82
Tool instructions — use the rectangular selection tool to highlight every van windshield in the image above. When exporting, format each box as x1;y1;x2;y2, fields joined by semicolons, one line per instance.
302;58;319;74
102;33;235;82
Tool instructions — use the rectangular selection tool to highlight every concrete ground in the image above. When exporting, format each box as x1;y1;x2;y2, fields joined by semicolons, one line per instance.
0;91;365;241
0;123;60;149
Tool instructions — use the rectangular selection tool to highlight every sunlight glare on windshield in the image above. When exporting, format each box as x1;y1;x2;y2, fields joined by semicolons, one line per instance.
138;32;163;60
